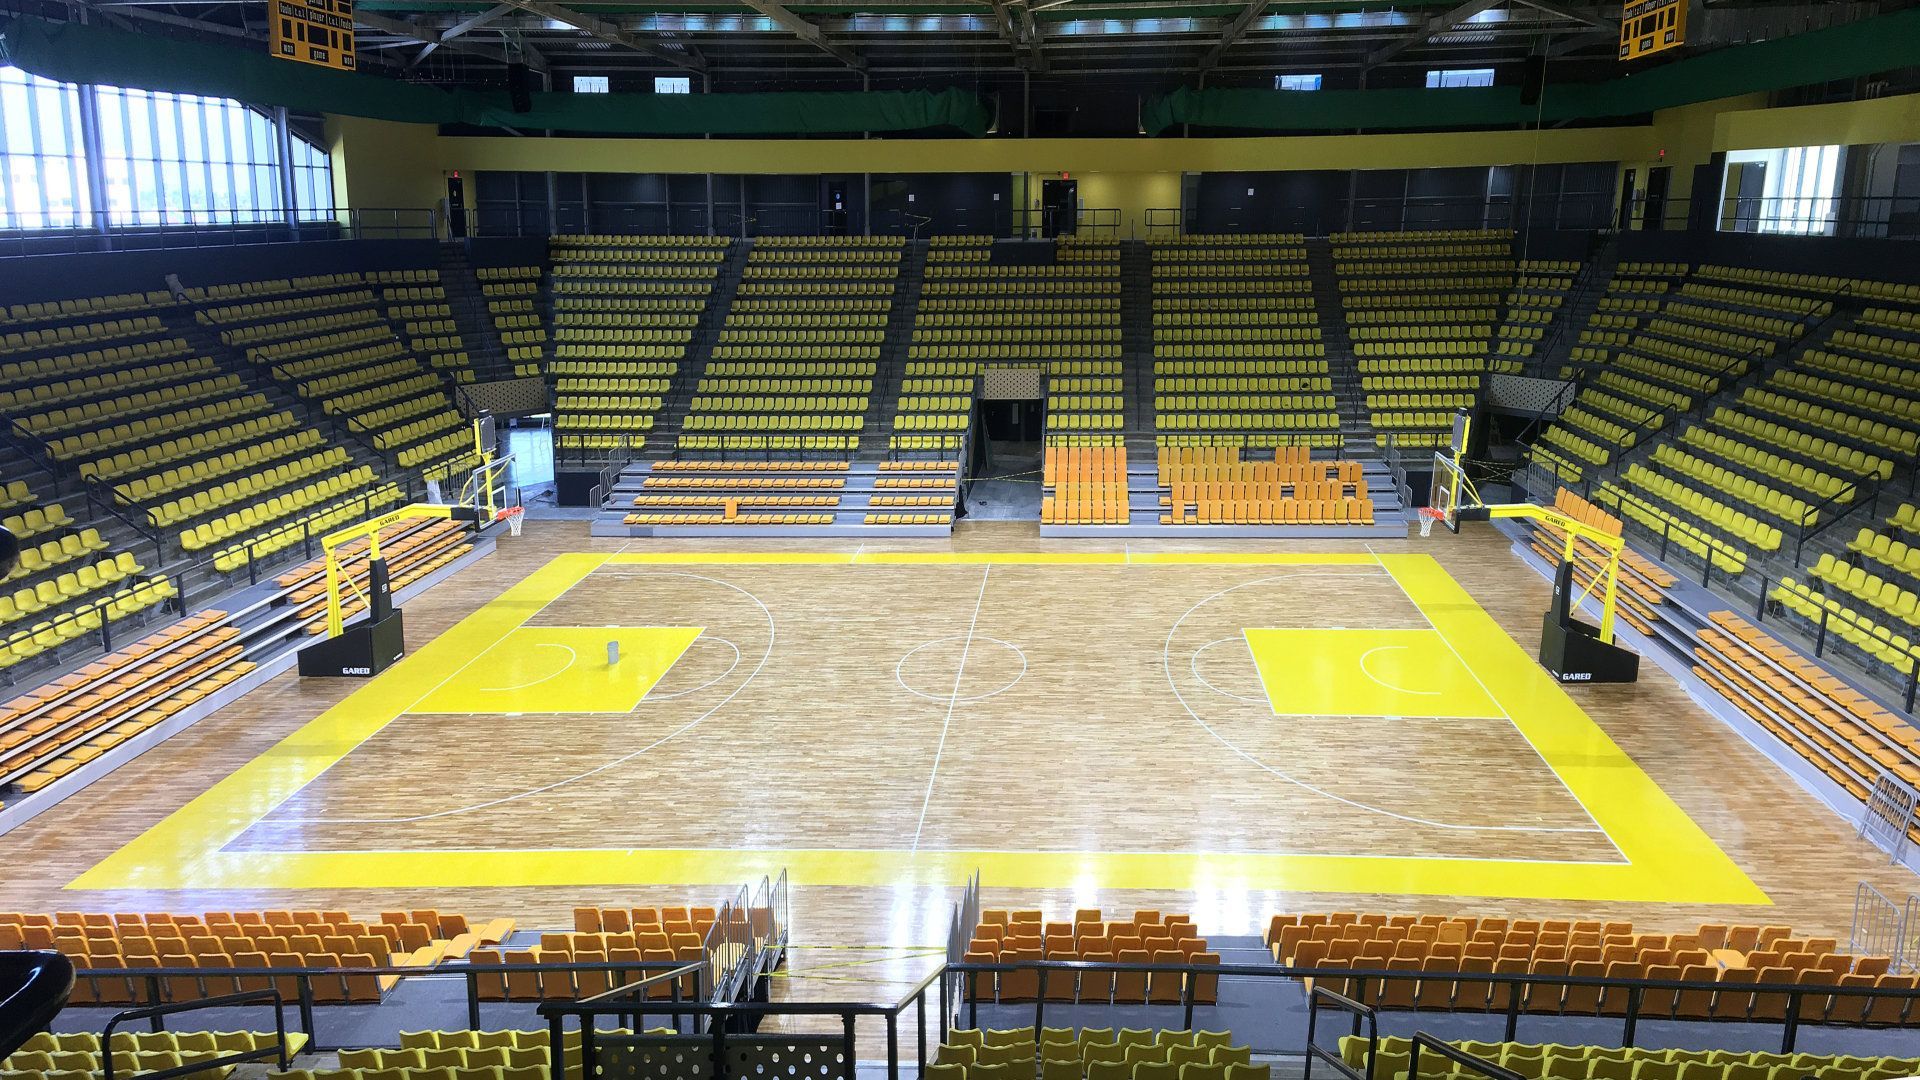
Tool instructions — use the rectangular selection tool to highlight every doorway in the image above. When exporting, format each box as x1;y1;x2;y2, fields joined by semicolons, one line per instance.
1616;170;1636;231
1041;179;1078;237
969;399;1045;519
1641;166;1671;231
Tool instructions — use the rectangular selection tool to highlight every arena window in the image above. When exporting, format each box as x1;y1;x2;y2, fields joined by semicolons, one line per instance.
0;65;334;230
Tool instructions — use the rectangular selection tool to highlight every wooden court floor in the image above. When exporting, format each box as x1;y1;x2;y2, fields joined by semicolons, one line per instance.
4;520;1920;994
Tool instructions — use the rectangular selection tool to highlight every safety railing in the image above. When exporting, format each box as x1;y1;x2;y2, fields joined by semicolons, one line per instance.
948;954;1920;1056
539;962;948;1080
1304;987;1376;1080
1753;581;1920;713
1575;282;1848;476
1793;475;1881;566
1636;194;1920;240
61;957;705;1052
99;989;291;1080
1514;460;1752;591
0;207;437;256
1405;1034;1525;1080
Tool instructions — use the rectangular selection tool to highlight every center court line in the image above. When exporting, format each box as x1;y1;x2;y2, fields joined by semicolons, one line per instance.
1363;543;1625;856
910;564;991;853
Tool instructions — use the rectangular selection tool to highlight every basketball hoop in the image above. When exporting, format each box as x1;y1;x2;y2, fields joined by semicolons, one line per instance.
495;506;525;538
1417;507;1445;537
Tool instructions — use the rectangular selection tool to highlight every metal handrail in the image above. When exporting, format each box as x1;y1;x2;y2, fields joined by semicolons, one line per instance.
67;957;706;1051
578;961;708;1005
1406;1033;1524;1080
1304;987;1375;1080
947;954;1920;1054
1597;282;1851;475
100;989;289;1080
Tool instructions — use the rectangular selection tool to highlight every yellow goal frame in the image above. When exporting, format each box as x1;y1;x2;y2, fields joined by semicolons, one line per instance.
320;420;507;638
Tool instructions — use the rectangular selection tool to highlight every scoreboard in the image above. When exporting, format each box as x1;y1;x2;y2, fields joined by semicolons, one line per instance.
1619;0;1686;60
271;0;357;72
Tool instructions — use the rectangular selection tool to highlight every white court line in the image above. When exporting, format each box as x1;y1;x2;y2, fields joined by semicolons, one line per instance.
895;636;1027;705
910;565;991;853
645;637;741;700
274;569;775;825
1362;543;1625;855
1189;637;1267;705
1163;571;1605;835
477;643;577;693
1356;644;1440;697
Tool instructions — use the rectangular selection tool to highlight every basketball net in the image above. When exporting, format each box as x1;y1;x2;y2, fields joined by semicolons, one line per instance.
1417;507;1444;537
496;506;525;537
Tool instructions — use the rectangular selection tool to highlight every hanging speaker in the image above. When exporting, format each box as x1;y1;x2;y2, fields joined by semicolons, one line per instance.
507;63;534;113
1520;55;1547;106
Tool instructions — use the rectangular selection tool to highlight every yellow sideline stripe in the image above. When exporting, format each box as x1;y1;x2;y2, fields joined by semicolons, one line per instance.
73;551;1766;904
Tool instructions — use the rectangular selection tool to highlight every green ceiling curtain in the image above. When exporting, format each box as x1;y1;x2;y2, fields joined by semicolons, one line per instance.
1142;6;1920;135
0;14;992;136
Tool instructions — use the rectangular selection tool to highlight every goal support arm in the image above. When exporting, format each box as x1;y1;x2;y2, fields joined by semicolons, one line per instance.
1480;502;1626;644
321;503;483;638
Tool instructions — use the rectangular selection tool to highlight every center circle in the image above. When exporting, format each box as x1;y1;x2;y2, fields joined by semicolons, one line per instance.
895;636;1028;704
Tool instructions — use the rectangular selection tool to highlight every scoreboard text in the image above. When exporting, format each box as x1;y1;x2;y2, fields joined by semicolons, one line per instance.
1619;0;1686;60
271;0;357;72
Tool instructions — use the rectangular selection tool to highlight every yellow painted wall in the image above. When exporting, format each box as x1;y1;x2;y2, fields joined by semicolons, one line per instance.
1018;171;1181;238
1715;92;1920;152
322;91;1920;223
326;116;448;224
425;124;1652;178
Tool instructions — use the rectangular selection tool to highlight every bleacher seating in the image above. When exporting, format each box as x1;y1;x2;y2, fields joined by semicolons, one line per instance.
931;1027;1264;1080
2;1028;304;1080
201;272;475;489
1340;1038;1920;1080
1155;446;1372;526
1333;229;1510;448
1151;233;1333;450
916;236;1122;455
481;264;550;379
1535;260;1690;481
0;909;512;1004
1042;445;1129;525
681;236;892;453
891;237;985;453
961;908;1220;1006
1264;912;1901;1020
1496;258;1578;369
548;236;725;453
623;460;956;529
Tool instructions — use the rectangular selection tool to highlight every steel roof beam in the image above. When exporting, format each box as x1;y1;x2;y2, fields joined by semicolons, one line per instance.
735;0;865;67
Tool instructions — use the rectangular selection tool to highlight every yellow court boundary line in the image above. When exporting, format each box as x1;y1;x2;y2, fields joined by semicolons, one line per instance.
73;551;1768;904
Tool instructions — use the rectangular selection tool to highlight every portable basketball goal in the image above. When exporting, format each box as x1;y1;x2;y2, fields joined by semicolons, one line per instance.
297;416;519;677
1420;409;1639;684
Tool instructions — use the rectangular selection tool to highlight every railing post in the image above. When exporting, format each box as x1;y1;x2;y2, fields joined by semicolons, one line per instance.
1621;985;1641;1047
145;976;164;1031
840;1014;857;1080
917;983;928;1075
1033;966;1047;1032
886;1011;899;1080
1781;989;1800;1052
1181;966;1195;1031
295;968;314;1045
467;970;482;1030
548;1011;567;1080
1503;977;1521;1042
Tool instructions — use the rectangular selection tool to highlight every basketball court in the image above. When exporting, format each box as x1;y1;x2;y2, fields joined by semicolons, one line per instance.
76;548;1763;906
